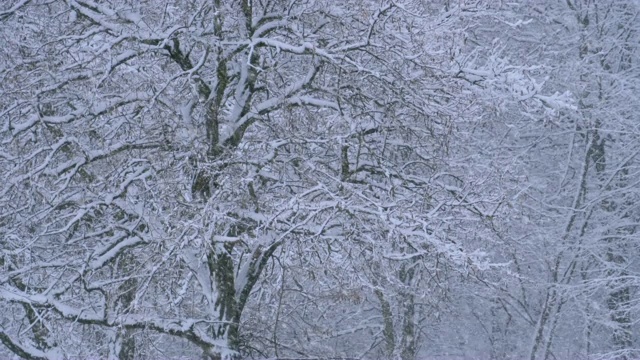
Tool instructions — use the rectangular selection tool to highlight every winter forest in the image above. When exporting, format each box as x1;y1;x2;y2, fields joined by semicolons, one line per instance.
1;0;639;359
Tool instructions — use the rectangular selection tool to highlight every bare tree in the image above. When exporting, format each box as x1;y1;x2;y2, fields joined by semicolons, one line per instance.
0;1;506;359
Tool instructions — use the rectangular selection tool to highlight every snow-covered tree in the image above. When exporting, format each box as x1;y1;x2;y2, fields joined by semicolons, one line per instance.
3;1;637;359
0;1;511;359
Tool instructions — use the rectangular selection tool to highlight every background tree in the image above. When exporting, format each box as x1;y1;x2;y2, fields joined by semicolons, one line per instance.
461;1;640;359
